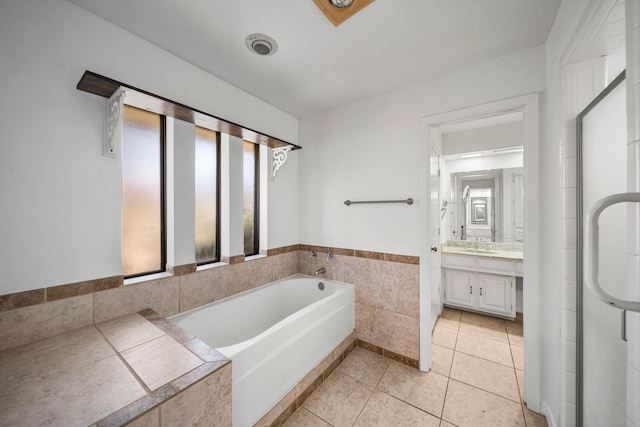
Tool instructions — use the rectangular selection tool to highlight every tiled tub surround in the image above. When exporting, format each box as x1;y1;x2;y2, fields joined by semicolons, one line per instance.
299;245;421;366
0;244;419;425
172;275;355;427
0;309;231;426
0;247;300;352
0;244;419;366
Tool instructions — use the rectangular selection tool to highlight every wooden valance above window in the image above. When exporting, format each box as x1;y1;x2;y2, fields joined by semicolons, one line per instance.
76;70;301;150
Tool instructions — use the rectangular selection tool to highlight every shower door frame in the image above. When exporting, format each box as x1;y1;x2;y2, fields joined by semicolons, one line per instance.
576;69;626;427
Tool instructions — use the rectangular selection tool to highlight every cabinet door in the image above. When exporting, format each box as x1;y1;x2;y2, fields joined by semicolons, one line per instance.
444;269;476;309
477;273;514;317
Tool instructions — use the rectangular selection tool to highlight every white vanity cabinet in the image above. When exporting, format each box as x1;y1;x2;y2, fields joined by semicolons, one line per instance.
442;253;519;319
476;273;513;316
444;269;476;309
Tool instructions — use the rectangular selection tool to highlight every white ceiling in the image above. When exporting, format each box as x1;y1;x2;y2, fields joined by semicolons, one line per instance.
67;0;561;118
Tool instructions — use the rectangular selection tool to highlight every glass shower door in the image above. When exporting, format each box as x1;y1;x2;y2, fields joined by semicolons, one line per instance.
579;74;628;426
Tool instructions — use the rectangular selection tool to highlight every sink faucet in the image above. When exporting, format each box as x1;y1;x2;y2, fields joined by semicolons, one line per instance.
314;267;326;276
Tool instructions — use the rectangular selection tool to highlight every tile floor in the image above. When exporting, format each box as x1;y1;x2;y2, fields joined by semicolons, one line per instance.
283;308;548;427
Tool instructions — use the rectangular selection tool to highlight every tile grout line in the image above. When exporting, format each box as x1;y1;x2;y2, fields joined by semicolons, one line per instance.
349;383;376;427
447;376;524;406
449;353;522;404
510;330;530;427
453;347;514;369
93;325;153;395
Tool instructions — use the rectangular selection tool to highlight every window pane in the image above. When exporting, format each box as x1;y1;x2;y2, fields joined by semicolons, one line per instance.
122;105;163;277
243;141;258;255
195;127;219;264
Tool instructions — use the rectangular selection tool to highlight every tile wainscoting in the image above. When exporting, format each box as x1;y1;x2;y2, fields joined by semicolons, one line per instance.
298;245;420;364
0;244;419;365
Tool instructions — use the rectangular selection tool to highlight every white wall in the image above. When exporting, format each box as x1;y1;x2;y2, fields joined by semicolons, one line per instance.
298;45;546;255
267;152;300;250
442;122;523;155
445;152;523;175
543;0;593;425
0;0;299;294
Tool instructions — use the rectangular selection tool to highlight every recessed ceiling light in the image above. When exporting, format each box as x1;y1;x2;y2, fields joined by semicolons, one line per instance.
460;153;482;159
245;34;278;56
330;0;355;7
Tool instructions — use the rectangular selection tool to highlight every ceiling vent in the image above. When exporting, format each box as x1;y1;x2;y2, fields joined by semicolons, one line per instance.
245;34;278;56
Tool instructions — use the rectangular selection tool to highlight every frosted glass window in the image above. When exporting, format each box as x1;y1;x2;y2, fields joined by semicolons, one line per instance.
195;127;219;264
243;141;258;255
122;105;164;277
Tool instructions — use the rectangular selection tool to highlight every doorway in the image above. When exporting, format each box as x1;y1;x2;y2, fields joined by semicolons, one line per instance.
420;93;541;410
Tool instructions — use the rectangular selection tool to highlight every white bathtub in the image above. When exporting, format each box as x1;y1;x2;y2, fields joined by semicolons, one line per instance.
170;274;355;427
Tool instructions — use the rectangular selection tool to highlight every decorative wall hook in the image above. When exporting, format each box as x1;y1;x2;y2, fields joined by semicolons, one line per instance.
272;145;293;179
104;88;127;158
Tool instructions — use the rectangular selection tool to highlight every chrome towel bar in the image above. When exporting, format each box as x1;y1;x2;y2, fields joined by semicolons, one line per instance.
344;198;414;206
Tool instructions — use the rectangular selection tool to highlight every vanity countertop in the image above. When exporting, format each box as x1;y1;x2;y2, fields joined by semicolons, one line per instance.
441;241;523;261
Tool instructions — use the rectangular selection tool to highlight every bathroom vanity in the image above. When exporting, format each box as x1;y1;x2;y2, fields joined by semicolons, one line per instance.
441;241;523;319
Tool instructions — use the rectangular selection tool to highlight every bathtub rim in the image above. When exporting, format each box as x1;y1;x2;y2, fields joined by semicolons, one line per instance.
168;274;355;357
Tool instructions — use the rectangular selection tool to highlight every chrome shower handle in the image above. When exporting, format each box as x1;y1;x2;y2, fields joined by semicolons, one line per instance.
584;192;640;312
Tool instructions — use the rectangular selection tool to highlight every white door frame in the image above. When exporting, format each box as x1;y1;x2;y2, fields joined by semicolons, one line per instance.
419;93;541;411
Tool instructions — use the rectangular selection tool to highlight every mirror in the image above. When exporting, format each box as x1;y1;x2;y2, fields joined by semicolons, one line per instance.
470;197;488;224
446;168;523;243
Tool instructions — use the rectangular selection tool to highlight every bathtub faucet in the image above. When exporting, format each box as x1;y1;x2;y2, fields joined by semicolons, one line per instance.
314;267;326;276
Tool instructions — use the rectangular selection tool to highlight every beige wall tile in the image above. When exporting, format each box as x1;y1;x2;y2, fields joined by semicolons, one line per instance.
355;302;372;341
94;277;179;323
298;250;314;276
233;256;273;293
179;265;234;312
0;288;45;311
370;307;419;360
332;255;372;304
369;260;419;317
0;294;93;351
272;251;299;280
160;363;232;426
